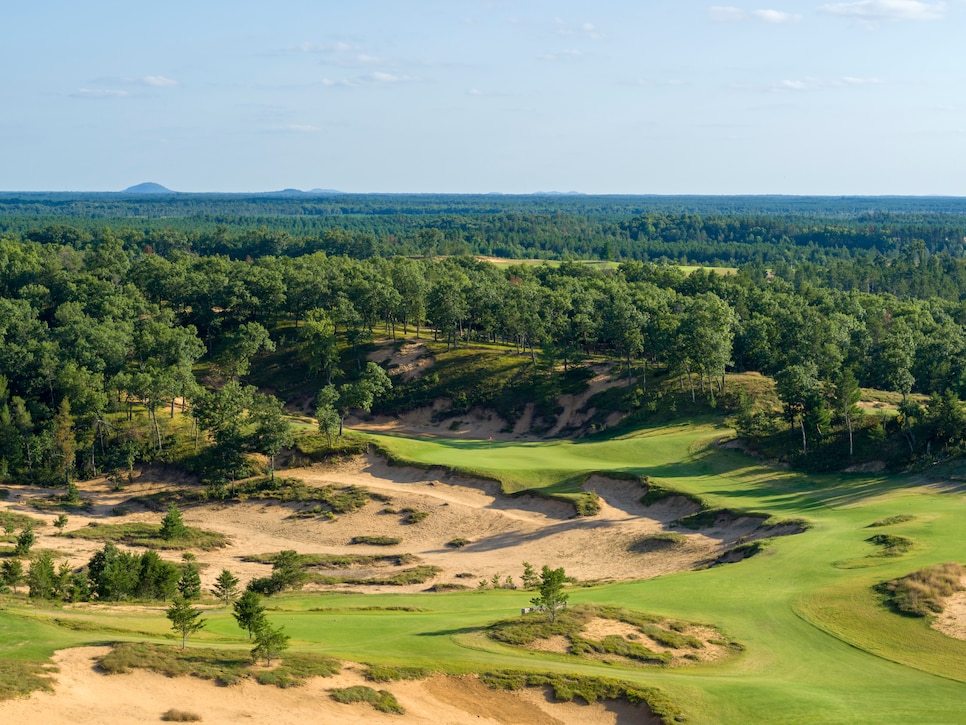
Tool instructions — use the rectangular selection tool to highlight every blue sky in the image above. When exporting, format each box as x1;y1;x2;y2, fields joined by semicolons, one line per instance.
2;1;963;194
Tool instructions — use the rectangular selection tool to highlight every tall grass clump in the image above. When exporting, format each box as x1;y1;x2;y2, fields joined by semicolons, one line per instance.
330;685;404;714
879;562;966;616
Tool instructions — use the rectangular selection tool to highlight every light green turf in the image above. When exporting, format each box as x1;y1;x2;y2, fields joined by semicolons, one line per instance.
5;421;966;723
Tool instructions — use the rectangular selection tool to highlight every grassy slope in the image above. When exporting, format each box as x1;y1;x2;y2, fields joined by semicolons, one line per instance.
5;422;966;723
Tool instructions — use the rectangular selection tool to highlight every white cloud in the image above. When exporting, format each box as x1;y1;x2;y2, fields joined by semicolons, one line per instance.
71;88;129;98
319;71;416;88
538;49;584;61
779;79;808;90
710;5;746;21
841;76;883;84
553;17;605;40
278;124;319;133
753;9;803;22
142;75;179;87
818;0;946;21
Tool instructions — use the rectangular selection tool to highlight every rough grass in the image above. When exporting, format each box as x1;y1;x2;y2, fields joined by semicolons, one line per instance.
98;643;339;688
350;536;401;546
0;660;55;700
66;523;228;550
878;563;966;616
868;514;916;528
242;552;418;568
364;664;432;682
310;565;442;586
488;604;735;668
330;685;404;714
866;533;914;557
480;670;684;724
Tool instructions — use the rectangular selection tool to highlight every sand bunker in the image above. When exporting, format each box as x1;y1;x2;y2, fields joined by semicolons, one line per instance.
0;647;657;725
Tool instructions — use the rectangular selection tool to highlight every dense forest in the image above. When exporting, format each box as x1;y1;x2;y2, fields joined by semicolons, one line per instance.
3;193;966;489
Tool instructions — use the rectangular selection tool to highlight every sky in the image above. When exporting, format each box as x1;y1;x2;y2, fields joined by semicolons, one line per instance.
1;1;964;194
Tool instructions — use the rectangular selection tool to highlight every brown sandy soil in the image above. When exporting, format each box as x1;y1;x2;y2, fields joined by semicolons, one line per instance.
0;647;657;725
0;454;792;594
932;581;966;640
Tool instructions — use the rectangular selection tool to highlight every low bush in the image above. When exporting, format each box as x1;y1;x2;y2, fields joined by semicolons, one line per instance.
446;538;470;548
866;533;914;557
330;685;404;714
67;523;227;550
364;664;432;682
350;536;401;546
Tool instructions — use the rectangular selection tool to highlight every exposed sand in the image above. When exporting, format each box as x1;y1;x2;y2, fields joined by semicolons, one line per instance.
4;452;791;594
0;647;658;725
932;580;966;640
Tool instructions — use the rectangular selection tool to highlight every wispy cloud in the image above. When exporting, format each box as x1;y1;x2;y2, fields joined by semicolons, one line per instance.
818;0;946;21
553;17;606;40
271;124;320;133
711;6;804;22
771;75;886;91
753;9;803;22
71;88;130;98
320;71;417;88
538;49;584;61
710;5;746;21
141;75;179;88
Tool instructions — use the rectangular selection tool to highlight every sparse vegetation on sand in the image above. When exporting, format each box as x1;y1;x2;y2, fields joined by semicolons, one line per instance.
330;685;405;714
878;563;966;616
66;522;228;550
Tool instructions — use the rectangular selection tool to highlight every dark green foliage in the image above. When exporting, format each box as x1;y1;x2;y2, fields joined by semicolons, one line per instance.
212;568;241;605
66;522;227;550
531;565;570;623
400;507;429;524
160;504;187;540
233;590;267;639
137;550;180;600
15;523;34;556
446;537;470;548
364;664;432;682
1;558;25;591
251;622;289;665
868;515;916;528
350;536;401;546
878;563;966;616
330;686;405;714
866;533;914;557
166;596;206;649
27;551;57;599
85;542;180;602
673;508;770;530
573;492;601;516
177;562;202;599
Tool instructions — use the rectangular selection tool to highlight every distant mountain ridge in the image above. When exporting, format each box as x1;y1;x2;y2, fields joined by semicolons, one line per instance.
124;182;173;194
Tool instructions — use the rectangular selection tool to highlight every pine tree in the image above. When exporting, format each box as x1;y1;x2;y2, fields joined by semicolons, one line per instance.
160;504;187;541
167;597;206;650
212;569;241;606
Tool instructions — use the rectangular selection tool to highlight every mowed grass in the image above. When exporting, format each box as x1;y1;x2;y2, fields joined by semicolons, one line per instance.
4;421;966;723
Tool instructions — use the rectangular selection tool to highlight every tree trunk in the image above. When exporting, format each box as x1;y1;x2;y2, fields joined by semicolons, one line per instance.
846;411;853;456
800;417;808;455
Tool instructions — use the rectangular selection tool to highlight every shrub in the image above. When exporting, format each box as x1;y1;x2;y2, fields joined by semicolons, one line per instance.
364;664;431;682
866;533;914;557
330;686;404;714
446;538;470;548
350;536;401;546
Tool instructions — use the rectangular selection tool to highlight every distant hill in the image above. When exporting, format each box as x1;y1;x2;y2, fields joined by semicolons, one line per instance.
124;182;173;194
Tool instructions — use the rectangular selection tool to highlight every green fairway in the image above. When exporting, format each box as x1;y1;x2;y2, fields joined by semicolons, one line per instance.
5;420;966;723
